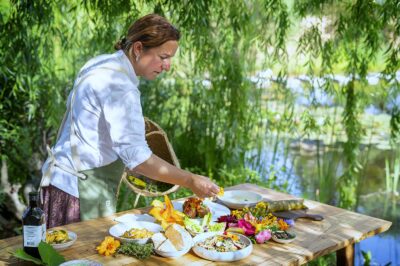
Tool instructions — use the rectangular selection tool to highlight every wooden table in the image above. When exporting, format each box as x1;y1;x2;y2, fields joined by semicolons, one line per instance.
0;183;392;265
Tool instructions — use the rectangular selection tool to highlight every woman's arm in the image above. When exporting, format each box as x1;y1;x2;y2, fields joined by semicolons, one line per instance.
133;154;220;198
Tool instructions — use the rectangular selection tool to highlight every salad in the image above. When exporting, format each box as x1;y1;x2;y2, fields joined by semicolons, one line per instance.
184;213;225;235
196;233;247;252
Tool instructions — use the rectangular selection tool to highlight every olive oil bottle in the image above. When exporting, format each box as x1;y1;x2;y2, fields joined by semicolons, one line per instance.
22;192;46;259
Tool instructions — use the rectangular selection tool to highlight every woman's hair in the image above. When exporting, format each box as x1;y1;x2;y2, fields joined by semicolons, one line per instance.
114;14;180;51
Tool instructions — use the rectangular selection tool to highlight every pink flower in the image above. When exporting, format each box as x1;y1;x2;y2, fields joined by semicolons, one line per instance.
255;229;271;244
238;219;255;236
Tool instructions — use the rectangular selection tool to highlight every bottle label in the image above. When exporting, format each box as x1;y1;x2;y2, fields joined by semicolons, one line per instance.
42;223;47;241
23;226;42;247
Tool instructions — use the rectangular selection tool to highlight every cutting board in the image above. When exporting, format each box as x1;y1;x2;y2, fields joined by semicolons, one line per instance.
273;209;324;221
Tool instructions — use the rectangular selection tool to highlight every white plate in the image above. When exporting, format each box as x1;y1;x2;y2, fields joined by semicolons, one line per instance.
48;231;77;251
217;190;263;209
60;259;102;266
192;232;253;262
114;213;155;224
173;200;230;221
109;221;162;244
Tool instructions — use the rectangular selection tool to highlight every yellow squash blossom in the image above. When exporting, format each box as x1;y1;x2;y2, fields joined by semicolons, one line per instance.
96;236;120;256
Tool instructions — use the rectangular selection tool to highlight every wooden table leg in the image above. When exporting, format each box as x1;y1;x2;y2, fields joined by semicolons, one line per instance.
337;244;354;266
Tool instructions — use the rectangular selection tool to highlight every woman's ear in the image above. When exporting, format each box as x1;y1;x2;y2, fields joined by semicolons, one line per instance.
132;41;143;59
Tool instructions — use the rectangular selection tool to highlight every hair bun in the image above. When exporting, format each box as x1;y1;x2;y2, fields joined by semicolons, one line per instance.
114;37;127;50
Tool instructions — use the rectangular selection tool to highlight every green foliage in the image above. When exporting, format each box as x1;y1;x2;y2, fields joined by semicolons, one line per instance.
12;241;65;266
1;0;400;217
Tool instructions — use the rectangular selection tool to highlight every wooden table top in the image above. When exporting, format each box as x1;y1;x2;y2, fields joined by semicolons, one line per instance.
0;183;392;265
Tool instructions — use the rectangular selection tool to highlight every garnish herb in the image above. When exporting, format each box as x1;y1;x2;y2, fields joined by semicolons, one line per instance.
117;242;154;260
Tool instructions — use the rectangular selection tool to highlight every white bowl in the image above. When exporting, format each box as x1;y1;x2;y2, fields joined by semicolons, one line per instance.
154;243;192;258
271;231;296;244
48;231;77;251
109;221;162;244
114;213;155;223
192;232;253;262
154;228;193;258
217;190;263;209
60;259;102;266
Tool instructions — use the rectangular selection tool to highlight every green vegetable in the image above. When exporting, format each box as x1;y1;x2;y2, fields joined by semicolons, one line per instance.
184;217;203;234
117;242;154;260
12;241;65;266
201;212;212;227
208;223;225;232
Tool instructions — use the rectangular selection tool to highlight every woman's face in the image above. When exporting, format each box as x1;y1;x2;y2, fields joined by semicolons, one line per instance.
134;40;179;80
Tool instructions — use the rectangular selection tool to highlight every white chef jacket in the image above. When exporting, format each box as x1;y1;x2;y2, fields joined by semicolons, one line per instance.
41;50;152;198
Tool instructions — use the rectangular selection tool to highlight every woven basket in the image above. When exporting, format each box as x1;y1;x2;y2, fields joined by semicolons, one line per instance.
120;118;180;197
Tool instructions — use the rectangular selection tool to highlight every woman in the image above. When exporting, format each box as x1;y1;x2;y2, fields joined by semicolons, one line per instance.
41;14;220;228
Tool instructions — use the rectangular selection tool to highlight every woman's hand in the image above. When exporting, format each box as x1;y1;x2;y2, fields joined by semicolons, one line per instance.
133;154;220;198
187;174;220;198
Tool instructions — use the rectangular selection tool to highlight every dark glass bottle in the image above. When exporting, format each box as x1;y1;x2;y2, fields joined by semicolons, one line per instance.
22;192;46;259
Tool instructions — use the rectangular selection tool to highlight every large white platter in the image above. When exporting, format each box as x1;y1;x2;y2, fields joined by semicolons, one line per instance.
192;232;253;262
109;221;162;244
217;190;263;209
173;200;230;221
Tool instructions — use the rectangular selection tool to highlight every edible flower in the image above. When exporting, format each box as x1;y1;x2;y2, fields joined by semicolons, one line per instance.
96;236;120;256
278;219;289;231
284;219;295;227
238;219;255;236
255;229;272;244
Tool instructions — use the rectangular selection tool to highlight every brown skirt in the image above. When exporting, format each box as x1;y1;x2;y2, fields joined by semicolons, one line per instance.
42;185;80;228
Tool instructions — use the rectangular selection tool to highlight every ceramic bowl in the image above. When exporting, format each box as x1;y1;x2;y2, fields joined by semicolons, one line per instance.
217;190;263;209
109;221;162;244
59;259;102;266
192;232;253;262
48;231;77;251
271;230;296;244
154;243;192;258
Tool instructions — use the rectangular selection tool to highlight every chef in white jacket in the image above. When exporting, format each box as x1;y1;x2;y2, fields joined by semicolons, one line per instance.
41;14;220;228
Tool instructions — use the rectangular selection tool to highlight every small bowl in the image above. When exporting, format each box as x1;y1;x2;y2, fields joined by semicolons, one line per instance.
271;230;296;244
48;231;77;251
192;232;253;262
217;190;263;209
109;221;162;244
60;259;102;266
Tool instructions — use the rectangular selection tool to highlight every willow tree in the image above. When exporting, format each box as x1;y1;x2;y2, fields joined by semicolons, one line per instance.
0;0;399;226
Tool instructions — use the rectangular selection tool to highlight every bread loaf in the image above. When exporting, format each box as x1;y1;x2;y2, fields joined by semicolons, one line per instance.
164;224;192;250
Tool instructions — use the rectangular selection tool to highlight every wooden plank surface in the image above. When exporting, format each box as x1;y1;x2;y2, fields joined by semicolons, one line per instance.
0;183;392;265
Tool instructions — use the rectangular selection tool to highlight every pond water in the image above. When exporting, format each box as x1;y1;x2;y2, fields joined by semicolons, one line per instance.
250;139;399;265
